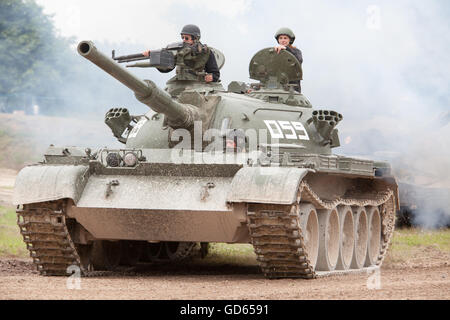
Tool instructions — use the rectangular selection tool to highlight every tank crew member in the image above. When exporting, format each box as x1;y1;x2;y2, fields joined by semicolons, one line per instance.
274;27;303;92
143;24;220;83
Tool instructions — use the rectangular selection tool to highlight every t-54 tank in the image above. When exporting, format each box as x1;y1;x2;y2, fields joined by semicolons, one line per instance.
13;41;398;278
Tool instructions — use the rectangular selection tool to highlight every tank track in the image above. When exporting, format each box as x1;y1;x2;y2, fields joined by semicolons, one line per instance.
247;203;316;279
17;202;85;276
247;181;396;279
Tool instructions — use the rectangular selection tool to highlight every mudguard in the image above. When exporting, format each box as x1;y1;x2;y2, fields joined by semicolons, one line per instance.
13;165;89;205
227;167;311;205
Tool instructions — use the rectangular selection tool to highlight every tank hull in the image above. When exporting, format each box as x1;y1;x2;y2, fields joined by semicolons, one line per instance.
67;207;248;243
14;148;398;278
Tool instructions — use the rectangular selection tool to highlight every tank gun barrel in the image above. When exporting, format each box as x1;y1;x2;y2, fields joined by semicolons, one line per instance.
77;41;197;128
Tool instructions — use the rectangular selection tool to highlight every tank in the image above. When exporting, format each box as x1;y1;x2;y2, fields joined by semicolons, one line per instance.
13;41;399;279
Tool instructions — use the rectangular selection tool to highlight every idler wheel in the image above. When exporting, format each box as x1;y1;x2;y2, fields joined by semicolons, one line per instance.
316;208;340;271
90;240;122;271
350;207;368;269
365;207;381;267
299;204;319;269
336;206;354;270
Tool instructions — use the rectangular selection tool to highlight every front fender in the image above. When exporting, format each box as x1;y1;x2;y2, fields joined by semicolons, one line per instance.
227;167;310;205
13;165;89;205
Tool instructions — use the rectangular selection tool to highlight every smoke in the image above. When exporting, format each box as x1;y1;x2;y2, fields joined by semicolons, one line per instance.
399;183;450;229
412;188;450;229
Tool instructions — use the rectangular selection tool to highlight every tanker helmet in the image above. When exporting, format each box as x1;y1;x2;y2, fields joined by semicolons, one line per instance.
181;24;201;40
275;27;295;44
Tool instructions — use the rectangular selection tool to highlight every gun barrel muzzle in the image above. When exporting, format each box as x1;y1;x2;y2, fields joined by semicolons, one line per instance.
78;41;149;96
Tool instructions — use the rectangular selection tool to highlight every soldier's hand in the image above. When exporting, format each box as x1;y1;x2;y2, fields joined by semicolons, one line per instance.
142;50;150;57
274;45;286;54
205;74;213;82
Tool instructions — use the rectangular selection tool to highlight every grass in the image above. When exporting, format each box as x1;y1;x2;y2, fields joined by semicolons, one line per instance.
385;228;450;266
0;205;28;257
391;228;450;251
202;243;257;266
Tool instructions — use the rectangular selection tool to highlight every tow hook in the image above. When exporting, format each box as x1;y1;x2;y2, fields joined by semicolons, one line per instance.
105;180;120;198
200;182;215;201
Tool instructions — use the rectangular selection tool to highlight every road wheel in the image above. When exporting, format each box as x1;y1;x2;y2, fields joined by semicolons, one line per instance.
351;207;368;269
299;204;319;269
316;208;340;271
365;207;381;267
336;206;354;270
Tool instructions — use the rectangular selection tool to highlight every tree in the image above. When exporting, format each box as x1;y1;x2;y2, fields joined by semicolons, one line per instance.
0;0;147;117
0;1;58;104
0;0;91;114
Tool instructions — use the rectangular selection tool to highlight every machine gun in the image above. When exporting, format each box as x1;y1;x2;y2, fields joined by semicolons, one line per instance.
110;42;224;78
112;48;176;71
108;41;225;97
111;42;186;70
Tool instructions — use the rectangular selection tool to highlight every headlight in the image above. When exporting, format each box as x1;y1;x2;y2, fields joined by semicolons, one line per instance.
123;152;138;167
106;152;122;167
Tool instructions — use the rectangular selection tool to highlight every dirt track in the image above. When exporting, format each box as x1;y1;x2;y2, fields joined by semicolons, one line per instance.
0;257;449;300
